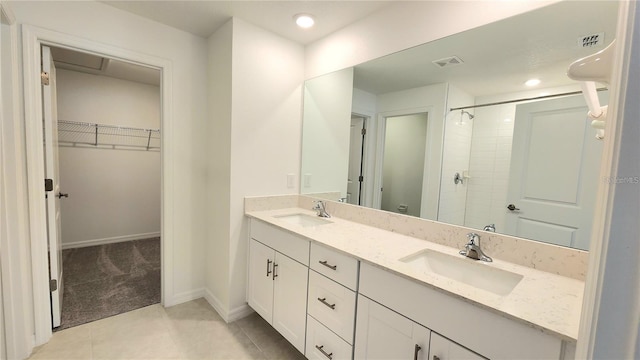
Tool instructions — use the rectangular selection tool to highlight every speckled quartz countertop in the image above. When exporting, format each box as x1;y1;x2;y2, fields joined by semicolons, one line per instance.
246;207;585;343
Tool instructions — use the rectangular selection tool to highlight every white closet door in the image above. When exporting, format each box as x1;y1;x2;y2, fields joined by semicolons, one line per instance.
42;45;64;328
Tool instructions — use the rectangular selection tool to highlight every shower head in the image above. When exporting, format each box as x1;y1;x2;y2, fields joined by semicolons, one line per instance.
461;110;474;120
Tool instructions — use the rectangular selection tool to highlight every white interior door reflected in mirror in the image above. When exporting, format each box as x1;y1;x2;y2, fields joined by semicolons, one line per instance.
505;94;605;250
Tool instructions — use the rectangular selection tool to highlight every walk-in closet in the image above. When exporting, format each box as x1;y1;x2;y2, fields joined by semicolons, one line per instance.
48;46;162;330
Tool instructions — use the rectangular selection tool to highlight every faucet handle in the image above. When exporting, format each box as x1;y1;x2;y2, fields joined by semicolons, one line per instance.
466;232;479;244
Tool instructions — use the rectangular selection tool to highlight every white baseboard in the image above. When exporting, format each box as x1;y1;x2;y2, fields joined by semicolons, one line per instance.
203;288;254;323
165;288;205;307
204;288;228;322
61;232;161;249
229;303;254;322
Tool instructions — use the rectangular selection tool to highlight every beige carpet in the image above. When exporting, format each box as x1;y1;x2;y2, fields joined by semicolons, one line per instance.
55;237;161;331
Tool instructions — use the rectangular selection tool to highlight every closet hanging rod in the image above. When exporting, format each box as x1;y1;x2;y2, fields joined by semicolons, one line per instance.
449;87;608;112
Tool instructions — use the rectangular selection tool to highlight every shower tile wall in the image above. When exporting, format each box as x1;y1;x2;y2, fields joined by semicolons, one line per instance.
438;85;474;225
464;103;515;233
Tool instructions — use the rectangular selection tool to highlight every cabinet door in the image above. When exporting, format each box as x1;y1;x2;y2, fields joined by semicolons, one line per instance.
273;252;309;354
247;239;275;322
354;295;430;360
429;333;486;360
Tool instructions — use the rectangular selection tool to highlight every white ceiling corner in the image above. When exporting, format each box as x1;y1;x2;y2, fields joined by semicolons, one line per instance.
101;1;395;45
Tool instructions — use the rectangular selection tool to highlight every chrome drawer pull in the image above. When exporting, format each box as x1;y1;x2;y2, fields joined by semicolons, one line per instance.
317;297;336;310
414;344;422;360
319;260;337;270
315;345;333;359
266;259;272;277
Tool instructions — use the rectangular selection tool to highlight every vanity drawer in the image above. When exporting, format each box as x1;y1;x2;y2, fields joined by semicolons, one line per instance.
250;219;310;266
310;243;358;290
306;315;353;360
308;270;356;344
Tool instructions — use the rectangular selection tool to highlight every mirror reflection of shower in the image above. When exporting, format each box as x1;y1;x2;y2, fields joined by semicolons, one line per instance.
457;110;474;126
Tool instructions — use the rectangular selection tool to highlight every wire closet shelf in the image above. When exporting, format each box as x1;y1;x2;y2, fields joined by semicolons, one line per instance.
58;120;160;150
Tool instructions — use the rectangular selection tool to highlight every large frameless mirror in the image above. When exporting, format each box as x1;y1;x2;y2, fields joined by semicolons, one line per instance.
300;1;618;250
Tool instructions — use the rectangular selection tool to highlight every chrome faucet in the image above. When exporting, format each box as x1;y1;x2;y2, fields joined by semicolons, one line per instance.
312;200;331;218
459;233;492;262
483;223;496;232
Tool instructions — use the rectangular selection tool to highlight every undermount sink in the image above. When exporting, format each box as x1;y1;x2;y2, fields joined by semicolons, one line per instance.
274;213;332;227
400;249;523;296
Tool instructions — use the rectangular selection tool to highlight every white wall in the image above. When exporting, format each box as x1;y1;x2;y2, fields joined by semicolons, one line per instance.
205;18;233;317
0;2;35;358
304;1;558;79
228;18;304;317
56;69;160;247
438;85;474;226
204;18;304;320
377;84;447;220
301;68;354;197
583;2;640;356
8;0;208;328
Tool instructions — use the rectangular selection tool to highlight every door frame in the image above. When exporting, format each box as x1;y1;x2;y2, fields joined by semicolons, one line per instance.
373;106;439;219
1;4;35;359
22;25;173;345
349;112;369;206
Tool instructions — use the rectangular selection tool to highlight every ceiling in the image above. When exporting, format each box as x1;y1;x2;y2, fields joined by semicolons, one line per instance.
64;1;618;97
353;1;619;97
102;1;394;45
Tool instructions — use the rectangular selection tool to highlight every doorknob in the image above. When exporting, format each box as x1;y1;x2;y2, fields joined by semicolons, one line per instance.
507;204;520;211
57;192;69;199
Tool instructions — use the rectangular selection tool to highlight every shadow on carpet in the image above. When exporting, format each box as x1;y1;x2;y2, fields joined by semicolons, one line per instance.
54;238;161;331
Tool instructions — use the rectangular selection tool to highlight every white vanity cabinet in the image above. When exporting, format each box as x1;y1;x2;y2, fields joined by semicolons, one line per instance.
355;294;431;360
355;294;486;360
357;263;563;359
247;220;310;354
429;333;486;360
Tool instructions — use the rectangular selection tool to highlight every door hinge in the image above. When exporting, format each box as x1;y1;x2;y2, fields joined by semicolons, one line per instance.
359;175;364;182
361;128;367;136
45;178;53;192
41;71;50;86
49;279;57;292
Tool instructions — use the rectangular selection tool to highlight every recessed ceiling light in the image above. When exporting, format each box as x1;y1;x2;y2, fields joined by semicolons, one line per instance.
525;78;541;87
294;14;315;29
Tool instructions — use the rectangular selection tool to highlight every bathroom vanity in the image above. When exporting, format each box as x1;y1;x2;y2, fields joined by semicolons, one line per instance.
245;196;583;360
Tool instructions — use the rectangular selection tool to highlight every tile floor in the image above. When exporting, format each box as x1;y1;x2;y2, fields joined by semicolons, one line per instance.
28;299;306;360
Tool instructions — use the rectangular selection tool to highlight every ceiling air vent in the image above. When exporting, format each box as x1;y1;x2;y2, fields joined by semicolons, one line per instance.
579;32;604;48
432;56;464;68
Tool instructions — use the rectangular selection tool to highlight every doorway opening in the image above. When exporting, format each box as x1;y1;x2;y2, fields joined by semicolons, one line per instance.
43;45;162;331
379;112;429;217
